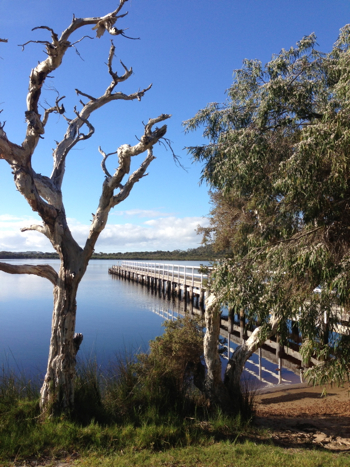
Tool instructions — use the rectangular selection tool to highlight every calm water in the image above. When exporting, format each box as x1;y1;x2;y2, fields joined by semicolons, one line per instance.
0;258;300;387
0;259;207;376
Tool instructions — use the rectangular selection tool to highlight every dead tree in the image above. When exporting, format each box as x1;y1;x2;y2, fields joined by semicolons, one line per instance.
0;0;170;413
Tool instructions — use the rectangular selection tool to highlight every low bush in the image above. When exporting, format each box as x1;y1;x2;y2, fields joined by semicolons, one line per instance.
103;317;206;423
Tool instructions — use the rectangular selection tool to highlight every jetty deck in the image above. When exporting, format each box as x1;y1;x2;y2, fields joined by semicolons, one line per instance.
109;260;207;307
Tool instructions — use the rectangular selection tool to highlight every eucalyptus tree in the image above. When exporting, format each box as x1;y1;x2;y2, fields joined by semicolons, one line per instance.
185;26;350;409
0;0;170;413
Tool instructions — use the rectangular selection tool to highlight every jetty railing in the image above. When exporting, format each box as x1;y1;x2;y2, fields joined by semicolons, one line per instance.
118;260;208;288
109;260;209;307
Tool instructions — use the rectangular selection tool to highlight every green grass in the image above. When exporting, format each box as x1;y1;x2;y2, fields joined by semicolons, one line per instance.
0;377;348;467
1;375;348;467
74;443;350;467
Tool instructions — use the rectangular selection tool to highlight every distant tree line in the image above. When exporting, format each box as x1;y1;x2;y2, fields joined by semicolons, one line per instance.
0;245;220;261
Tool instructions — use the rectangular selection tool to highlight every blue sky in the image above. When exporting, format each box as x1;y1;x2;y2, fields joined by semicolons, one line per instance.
0;0;349;253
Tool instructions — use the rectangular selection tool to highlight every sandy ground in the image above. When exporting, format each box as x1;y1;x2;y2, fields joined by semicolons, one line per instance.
255;383;350;450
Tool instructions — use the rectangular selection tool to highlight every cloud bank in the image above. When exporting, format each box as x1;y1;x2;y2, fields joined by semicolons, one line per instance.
0;213;209;253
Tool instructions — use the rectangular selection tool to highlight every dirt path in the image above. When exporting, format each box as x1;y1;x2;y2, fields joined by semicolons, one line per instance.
255;383;350;450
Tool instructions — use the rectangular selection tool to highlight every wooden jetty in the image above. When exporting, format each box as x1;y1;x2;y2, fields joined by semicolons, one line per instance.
109;261;207;308
109;261;344;386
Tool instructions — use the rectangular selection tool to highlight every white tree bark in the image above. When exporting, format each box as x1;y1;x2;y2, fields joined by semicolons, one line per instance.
224;312;279;399
203;292;280;411
202;294;234;411
0;262;58;285
0;1;171;413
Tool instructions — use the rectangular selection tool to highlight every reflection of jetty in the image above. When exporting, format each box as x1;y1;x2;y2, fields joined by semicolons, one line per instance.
109;261;324;387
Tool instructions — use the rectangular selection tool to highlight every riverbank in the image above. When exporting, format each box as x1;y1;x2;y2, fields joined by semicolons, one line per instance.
0;245;219;262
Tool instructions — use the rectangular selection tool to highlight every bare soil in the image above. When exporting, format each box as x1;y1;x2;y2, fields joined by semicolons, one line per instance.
255;383;350;451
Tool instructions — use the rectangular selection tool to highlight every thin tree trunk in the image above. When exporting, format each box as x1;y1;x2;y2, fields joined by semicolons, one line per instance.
202;294;233;411
40;261;83;412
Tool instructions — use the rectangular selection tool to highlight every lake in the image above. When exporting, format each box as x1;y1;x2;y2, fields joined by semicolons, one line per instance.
0;258;300;387
0;259;208;377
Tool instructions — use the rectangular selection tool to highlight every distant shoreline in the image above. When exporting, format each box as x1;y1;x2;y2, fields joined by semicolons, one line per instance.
0;246;221;262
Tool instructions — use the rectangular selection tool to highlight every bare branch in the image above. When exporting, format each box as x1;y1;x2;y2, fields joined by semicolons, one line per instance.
136;84;152;101
73;107;95;141
32;25;59;42
0;120;7;140
162;137;187;171
112;149;155;206
71;35;94;46
19;1;131;160
42;95;66;127
113;0;129;17
119;30;140;41
98;146;116;178
60;0;129;41
0;262;58;286
116;113;171;163
21;224;50;239
105;41;132;94
75;88;96;101
18;40;51;51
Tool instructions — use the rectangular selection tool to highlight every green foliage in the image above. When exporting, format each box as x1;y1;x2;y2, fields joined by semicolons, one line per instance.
104;317;205;422
185;25;350;384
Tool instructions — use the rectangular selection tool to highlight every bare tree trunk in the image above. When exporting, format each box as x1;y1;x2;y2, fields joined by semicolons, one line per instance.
40;269;78;411
39;243;88;412
202;294;233;411
201;293;280;414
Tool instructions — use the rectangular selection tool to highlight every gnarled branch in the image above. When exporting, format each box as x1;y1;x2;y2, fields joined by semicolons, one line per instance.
106;41;133;95
98;146;116;178
73;107;95;141
0;262;58;286
60;0;129;41
82;113;171;261
42;95;66;127
21;223;50;239
75;88;96;101
20;1;129;159
112;148;155;206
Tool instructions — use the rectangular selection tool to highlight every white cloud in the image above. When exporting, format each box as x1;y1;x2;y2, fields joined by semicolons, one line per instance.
0;215;52;251
0;214;25;222
0;214;209;253
111;209;174;218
